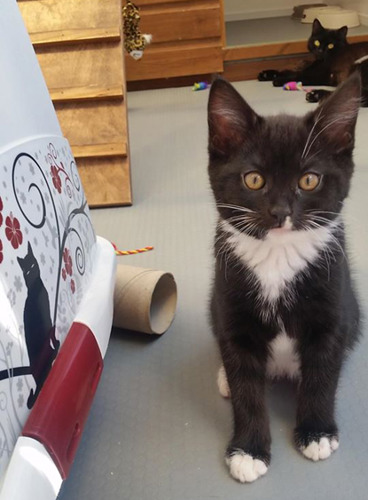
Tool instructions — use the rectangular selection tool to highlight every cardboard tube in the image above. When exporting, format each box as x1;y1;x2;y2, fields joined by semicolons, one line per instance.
113;265;177;334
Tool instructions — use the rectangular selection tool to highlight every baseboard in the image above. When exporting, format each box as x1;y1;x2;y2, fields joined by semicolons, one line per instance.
225;9;292;23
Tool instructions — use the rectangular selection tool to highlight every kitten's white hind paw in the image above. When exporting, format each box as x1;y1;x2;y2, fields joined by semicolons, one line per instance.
300;436;339;462
226;452;268;483
217;365;231;398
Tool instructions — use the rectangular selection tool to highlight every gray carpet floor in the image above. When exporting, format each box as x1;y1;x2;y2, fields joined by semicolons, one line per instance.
58;80;368;500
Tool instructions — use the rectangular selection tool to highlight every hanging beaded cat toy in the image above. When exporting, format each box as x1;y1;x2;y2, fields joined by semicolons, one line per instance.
122;1;152;60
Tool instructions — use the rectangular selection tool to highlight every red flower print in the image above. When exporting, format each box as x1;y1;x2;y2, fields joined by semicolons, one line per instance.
0;240;3;264
70;279;76;294
0;197;3;227
63;248;73;276
5;213;23;249
51;165;62;193
62;268;67;281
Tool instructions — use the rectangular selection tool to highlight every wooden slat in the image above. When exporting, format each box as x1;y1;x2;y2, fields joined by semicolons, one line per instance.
50;85;124;103
126;41;223;80
77;157;132;207
137;0;218;6
30;27;121;47
346;34;368;44
35;43;124;94
18;0;122;32
139;5;221;43
55;101;128;147
144;37;220;52
72;143;127;159
223;55;311;82
224;42;308;62
219;0;226;47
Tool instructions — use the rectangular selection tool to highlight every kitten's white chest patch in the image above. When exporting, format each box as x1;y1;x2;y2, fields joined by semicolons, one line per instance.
267;331;301;380
221;219;336;304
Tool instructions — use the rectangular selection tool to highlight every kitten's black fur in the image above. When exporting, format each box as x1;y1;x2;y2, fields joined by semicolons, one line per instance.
208;74;361;479
258;19;368;105
17;242;59;408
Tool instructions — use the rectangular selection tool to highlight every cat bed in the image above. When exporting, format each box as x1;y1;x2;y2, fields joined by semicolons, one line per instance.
302;6;360;28
0;1;116;498
291;4;327;21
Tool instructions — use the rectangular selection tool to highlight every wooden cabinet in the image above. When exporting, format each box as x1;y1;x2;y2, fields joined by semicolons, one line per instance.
125;0;225;81
19;0;132;207
125;1;368;86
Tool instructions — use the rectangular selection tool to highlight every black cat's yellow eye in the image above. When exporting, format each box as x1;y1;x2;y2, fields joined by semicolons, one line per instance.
328;43;334;50
314;40;320;47
243;172;265;191
298;173;321;191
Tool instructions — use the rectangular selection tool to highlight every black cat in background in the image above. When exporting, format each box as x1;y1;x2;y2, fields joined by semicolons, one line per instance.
258;19;368;105
0;242;59;409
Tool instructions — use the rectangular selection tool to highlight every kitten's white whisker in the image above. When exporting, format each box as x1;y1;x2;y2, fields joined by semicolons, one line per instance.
304;218;347;262
217;203;255;214
305;209;341;216
216;239;235;279
227;215;254;224
233;221;256;234
303;114;353;159
301;108;324;159
302;148;322;163
329;234;347;262
308;216;335;225
306;209;359;226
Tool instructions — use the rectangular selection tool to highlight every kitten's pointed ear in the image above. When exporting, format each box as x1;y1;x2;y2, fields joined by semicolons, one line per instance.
312;18;323;35
313;72;361;153
27;241;33;255
208;78;259;159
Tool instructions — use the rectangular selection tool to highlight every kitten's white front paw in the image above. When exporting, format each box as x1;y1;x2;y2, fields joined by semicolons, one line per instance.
226;452;268;483
300;436;339;461
217;365;231;398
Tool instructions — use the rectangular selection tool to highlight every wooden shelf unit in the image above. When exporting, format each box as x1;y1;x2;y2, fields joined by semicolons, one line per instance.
125;0;225;82
125;7;368;88
18;0;132;208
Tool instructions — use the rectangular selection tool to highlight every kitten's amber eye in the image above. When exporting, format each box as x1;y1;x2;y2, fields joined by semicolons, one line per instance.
328;43;334;50
243;172;265;190
298;173;321;191
314;40;320;47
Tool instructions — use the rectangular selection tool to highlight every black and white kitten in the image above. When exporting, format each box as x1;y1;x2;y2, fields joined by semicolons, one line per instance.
207;73;361;483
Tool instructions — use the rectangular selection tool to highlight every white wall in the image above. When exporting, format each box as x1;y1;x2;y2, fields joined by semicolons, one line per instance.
224;0;304;21
224;0;368;23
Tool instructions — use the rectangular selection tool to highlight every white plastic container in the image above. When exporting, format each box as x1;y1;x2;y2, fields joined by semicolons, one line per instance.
302;6;360;28
0;1;116;498
317;9;360;29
